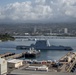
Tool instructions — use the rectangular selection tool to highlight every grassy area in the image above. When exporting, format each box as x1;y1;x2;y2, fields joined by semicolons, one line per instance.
0;33;15;41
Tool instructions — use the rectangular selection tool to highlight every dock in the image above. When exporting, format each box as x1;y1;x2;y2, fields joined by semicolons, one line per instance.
22;52;76;73
0;52;26;60
5;52;26;60
0;51;40;60
0;52;76;73
10;70;76;75
0;52;15;58
14;36;76;40
58;52;76;72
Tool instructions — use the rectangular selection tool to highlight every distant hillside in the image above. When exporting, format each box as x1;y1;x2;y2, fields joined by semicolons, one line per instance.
0;23;76;36
0;33;15;41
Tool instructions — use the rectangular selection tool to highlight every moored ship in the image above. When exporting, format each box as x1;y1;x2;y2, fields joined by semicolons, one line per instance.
16;40;73;51
25;48;40;58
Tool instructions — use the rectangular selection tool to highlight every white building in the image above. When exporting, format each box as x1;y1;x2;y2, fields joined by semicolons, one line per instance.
0;58;7;75
7;59;23;69
64;28;68;34
26;65;48;71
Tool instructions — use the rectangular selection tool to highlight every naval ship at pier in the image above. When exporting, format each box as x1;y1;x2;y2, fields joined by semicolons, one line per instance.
16;40;73;51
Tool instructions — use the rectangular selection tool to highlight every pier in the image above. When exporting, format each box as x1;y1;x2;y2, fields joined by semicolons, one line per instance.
14;36;59;39
0;52;76;73
0;52;26;60
14;36;76;40
5;52;26;59
22;52;76;73
59;52;76;72
0;50;40;60
0;52;15;58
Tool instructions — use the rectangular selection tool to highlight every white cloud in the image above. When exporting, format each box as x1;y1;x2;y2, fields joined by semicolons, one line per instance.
0;1;52;21
65;7;76;17
35;0;46;4
0;0;76;22
0;7;5;19
62;0;76;17
50;0;76;18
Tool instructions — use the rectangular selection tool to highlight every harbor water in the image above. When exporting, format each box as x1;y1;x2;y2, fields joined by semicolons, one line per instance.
0;38;76;61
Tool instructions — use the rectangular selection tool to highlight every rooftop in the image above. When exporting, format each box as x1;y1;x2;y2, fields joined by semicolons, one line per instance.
7;59;23;64
10;69;76;75
0;58;6;64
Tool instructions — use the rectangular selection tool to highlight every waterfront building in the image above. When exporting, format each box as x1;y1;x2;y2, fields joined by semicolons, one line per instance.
7;59;23;69
64;28;68;34
34;26;37;33
0;58;7;75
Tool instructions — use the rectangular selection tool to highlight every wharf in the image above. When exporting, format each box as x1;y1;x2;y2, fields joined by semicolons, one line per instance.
22;52;76;73
58;52;76;72
10;70;76;75
4;52;26;60
1;50;40;60
0;52;76;73
0;52;15;58
5;52;76;75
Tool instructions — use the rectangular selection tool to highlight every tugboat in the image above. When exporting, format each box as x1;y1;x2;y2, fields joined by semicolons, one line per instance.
25;48;40;58
16;40;73;51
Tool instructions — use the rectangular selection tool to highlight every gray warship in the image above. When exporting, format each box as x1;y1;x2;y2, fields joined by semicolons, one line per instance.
16;40;73;51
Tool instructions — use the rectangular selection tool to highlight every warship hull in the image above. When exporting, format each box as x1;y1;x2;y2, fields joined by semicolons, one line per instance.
16;40;73;51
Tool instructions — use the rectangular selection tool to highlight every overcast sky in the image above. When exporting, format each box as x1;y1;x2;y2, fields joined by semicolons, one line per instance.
0;0;76;23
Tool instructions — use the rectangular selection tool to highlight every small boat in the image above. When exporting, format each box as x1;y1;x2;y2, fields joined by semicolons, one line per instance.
25;48;40;58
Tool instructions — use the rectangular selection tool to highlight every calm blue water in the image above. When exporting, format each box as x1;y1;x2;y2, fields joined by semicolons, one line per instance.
0;38;76;61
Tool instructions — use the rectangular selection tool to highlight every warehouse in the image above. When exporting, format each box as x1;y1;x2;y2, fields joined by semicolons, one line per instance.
7;59;23;69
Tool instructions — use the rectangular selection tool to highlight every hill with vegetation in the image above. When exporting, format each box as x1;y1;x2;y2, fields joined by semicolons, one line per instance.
0;33;15;41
